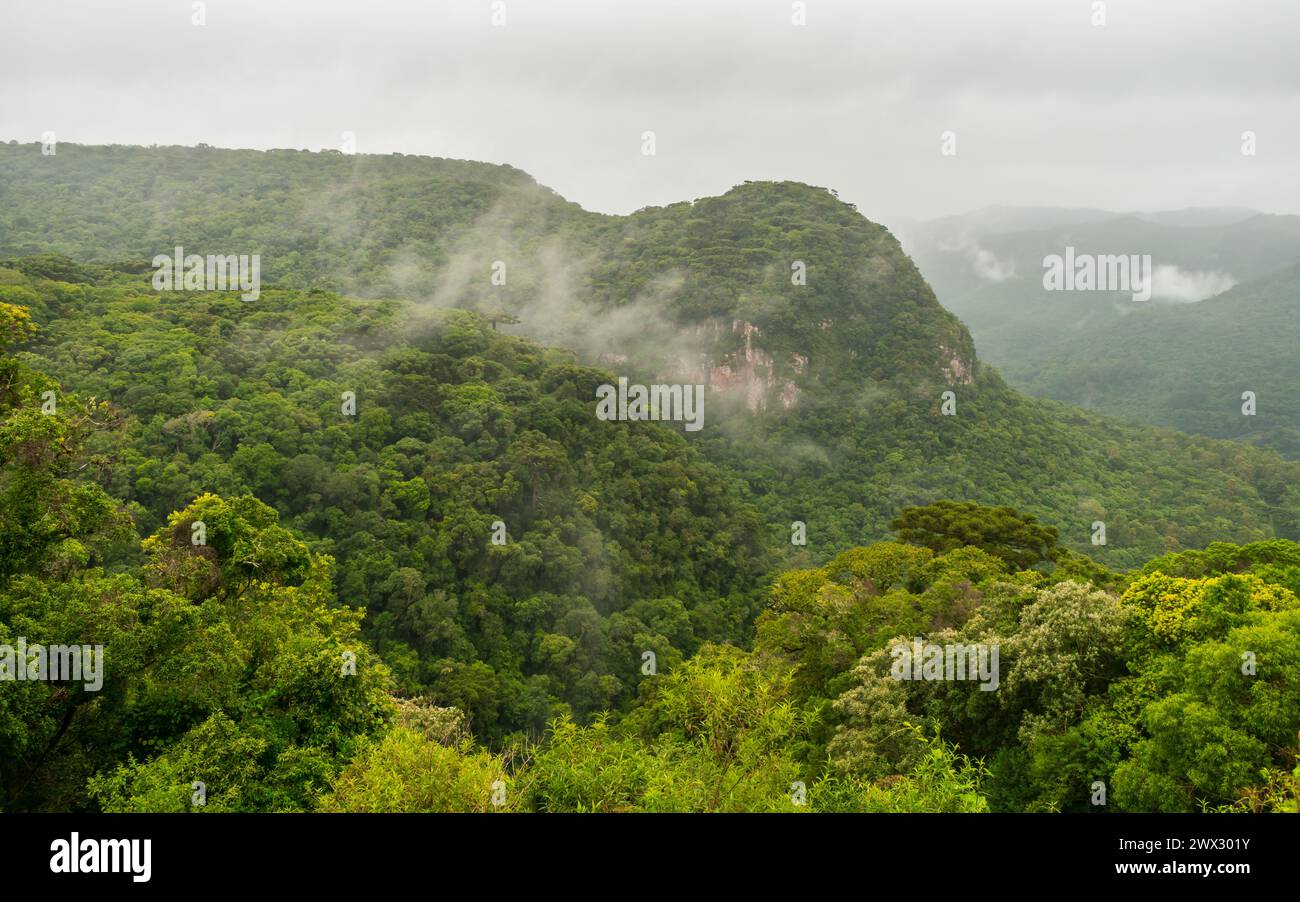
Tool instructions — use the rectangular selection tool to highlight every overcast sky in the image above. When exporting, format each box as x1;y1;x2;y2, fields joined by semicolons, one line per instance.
3;0;1299;221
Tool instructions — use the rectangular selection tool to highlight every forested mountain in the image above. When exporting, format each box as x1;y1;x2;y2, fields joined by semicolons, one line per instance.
2;142;1299;814
3;143;1299;567
0;141;585;297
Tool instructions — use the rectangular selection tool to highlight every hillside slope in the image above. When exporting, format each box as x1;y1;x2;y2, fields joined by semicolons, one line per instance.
999;264;1300;458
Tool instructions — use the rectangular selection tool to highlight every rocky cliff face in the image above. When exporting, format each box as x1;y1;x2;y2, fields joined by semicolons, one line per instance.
940;343;975;386
705;319;801;413
662;319;805;414
667;315;975;415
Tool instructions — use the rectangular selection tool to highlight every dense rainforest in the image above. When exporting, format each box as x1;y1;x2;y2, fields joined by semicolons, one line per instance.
4;143;1299;566
1;142;1297;813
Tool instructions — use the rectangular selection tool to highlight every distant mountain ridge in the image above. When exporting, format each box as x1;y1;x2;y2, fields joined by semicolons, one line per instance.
996;262;1300;458
895;203;1300;457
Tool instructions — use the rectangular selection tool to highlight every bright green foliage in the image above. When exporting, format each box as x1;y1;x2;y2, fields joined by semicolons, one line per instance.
521;645;808;812
810;729;991;813
518;644;990;813
83;499;394;812
1121;571;1298;647
320;725;512;813
819;546;1300;814
754;542;1004;714
142;493;313;598
0;570;194;811
0;302;125;582
1105;568;1300;811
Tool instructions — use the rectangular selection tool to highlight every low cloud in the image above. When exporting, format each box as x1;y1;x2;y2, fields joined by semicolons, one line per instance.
1150;265;1236;302
971;246;1017;283
939;236;1016;283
